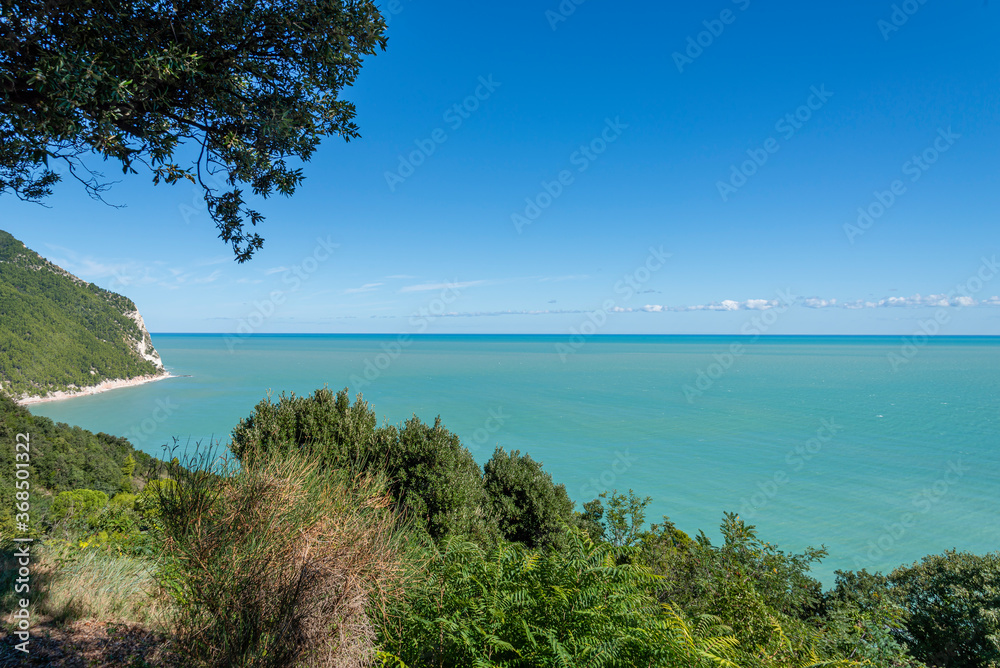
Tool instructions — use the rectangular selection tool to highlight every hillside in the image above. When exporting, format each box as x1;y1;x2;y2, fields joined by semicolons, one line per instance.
0;229;165;400
0;392;162;496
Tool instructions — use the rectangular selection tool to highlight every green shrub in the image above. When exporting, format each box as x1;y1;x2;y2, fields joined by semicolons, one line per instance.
49;489;108;526
828;553;1000;668
120;454;136;493
581;489;654;548
822;569;916;666
135;478;176;522
889;550;1000;668
652;513;835;662
380;415;494;544
230;386;379;465
110;492;137;510
482;447;575;549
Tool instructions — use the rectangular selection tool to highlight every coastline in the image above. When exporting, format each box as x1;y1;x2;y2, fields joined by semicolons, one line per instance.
16;372;175;406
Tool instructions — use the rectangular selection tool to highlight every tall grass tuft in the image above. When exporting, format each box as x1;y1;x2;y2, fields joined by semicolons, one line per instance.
156;444;405;668
1;543;164;626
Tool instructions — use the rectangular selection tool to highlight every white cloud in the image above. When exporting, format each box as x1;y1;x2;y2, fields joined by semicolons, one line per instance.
40;244;227;291
411;292;1000;319
191;269;223;285
343;282;384;294
539;274;590;282
399;280;486;293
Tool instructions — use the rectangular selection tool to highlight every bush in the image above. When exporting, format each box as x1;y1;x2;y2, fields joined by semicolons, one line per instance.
110;492;136;510
156;445;404;668
483;447;575;549
381;415;494;544
581;489;655;549
49;489;108;527
230;387;493;545
823;569;916;666
135;478;176;523
653;513;833;661
229;387;379;465
888;550;1000;668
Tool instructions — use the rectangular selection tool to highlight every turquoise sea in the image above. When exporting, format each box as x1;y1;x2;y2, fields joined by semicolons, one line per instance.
28;334;1000;585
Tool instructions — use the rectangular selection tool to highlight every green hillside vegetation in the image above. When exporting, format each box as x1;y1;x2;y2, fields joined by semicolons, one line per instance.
0;393;164;539
3;388;998;667
0;394;162;493
0;229;162;399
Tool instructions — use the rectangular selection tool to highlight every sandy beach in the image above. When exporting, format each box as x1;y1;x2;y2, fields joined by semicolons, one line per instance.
16;372;175;406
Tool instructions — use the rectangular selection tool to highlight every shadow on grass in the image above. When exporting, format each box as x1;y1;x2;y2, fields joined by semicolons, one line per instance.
0;618;172;667
0;545;174;667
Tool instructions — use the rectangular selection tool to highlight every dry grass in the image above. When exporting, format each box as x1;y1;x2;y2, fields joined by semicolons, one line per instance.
0;447;405;667
158;448;405;668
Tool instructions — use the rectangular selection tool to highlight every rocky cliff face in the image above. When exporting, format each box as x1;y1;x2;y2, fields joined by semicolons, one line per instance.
126;310;165;370
0;229;167;400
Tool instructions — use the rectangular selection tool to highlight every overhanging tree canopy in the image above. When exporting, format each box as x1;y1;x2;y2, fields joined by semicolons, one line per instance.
0;0;386;261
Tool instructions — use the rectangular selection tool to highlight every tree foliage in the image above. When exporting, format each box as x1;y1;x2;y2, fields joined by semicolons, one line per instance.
830;552;1000;668
230;385;380;465
482;447;575;550
0;0;387;261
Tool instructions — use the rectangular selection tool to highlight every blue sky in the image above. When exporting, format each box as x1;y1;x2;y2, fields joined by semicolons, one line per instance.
3;0;1000;334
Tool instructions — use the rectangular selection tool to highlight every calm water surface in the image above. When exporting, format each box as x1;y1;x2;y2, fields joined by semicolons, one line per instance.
29;334;1000;584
